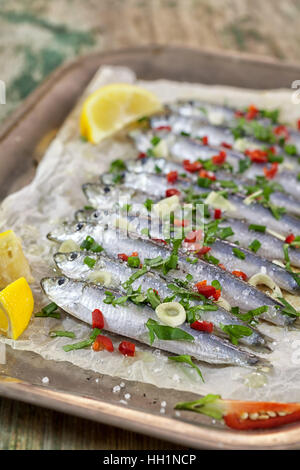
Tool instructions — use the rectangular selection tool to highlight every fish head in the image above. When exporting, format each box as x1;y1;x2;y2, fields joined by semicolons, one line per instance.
41;276;83;306
47;221;91;243
54;251;103;276
82;182;114;201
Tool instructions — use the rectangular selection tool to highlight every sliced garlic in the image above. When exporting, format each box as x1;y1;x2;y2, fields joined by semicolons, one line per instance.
249;272;282;299
207;110;225;126
59;239;81;253
87;270;112;287
204;191;236;212
155;301;186;327
153;139;168;158
153;195;180;218
234;138;256;153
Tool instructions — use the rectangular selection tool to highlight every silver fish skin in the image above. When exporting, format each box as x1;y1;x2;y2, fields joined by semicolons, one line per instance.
209;239;300;295
75;207;300;295
131;130;300;202
218;218;300;268
54;251;270;350
47;223;294;326
126;156;300;218
41;276;267;367
100;171;300;237
148;115;300;171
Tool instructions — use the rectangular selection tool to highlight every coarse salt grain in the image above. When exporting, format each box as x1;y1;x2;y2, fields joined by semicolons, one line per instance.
124;393;131;400
161;401;166;407
120;382;125;388
160;408;165;414
42;377;49;384
113;385;121;393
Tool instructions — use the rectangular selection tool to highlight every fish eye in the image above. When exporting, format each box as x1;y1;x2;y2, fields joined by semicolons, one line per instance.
104;186;110;193
92;212;99;219
57;277;66;286
76;223;84;231
69;252;78;261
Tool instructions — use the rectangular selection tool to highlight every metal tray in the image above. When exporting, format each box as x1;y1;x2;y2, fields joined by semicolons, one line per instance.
1;45;300;449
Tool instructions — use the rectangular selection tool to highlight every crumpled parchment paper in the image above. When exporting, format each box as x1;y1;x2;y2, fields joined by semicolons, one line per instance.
1;65;300;401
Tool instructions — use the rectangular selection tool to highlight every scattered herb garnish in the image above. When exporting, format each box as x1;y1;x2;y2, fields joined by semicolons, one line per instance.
49;330;76;339
220;324;253;345
232;247;246;260
169;354;204;382
35;302;60;319
146;318;194;345
63;328;101;352
248;239;261;253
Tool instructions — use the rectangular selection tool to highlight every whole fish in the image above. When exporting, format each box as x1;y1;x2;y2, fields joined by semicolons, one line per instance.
41;276;267;368
125;155;300;218
131;130;300;202
99;171;300;238
53;251;271;350
47;223;295;326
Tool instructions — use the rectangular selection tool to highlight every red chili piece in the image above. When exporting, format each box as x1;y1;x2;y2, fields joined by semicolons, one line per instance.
214;208;222;219
212;150;226;165
138;152;146;160
196;246;211;256
221;141;233;149
165;188;181;197
155;125;172;132
182;159;202;173
191;321;213;333
232;270;248;281
93;334;114;352
245;149;268;163
167;170;178;184
245;104;259;120
92;309;105;329
202;136;209;145
119;341;135;357
118;253;129;262
198;169;216;181
264;162;278;180
285;234;295;244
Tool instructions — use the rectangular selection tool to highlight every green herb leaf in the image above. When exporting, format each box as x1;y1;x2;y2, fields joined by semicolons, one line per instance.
232;247;246;260
174;394;223;420
220;324;252;345
145;319;194;345
248;239;261;253
84;256;96;269
248;224;266;233
49;330;76;339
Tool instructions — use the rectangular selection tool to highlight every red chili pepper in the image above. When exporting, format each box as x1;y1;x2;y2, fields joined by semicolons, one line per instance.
182;159;202;173
222;400;300;430
213;289;221;301
245;104;259;120
232;270;248;281
165;188;181;197
298;119;300;131
218;263;226;270
184;230;202;243
212;150;226;165
119;341;135;357
131;251;138;257
274;124;290;141
92;309;104;330
167;170;178;183
214;208;222;219
196;246;211;256
264;162;278;180
202;136;209;145
155;125;172;132
269;146;276;154
118;253;129;261
195;283;217;299
245;148;268;163
191;320;213;333
221;141;233;149
138;152;146;160
285;233;295;244
93;334;114;352
198;169;216;181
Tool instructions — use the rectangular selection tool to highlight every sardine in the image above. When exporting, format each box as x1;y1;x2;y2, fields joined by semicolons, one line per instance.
47;223;295;326
41;276;267;367
53;251;271;350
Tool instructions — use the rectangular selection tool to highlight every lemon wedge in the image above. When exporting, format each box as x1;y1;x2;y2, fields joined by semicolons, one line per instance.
0;277;34;339
0;230;33;290
80;83;162;143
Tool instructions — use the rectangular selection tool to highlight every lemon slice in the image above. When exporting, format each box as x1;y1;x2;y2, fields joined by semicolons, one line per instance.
0;277;34;339
80;83;162;143
0;230;33;290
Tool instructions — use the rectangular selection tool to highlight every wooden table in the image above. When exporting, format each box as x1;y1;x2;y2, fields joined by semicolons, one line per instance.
0;0;299;450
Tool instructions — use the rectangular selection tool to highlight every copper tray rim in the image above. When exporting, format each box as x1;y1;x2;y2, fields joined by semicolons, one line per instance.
1;45;300;449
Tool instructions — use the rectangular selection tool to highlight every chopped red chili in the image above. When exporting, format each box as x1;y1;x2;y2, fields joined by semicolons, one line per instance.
245;104;259;120
196;246;211;256
118;253;129;262
245;148;268;163
92;309;105;330
138;152;146;160
165;188;181;197
285;234;295;244
264;162;278;180
212;150;226;165
218;263;226;270
167;170;178;184
274;124;289;141
202;136;209;145
221;141;233;149
232;270;248;281
93;334;114;352
298;119;300;131
195;282;216;298
119;341;135;357
184;229;202;243
234;110;244;118
214;208;222;219
191;320;213;333
155;125;172;132
183;159;202;173
198;169;216;181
